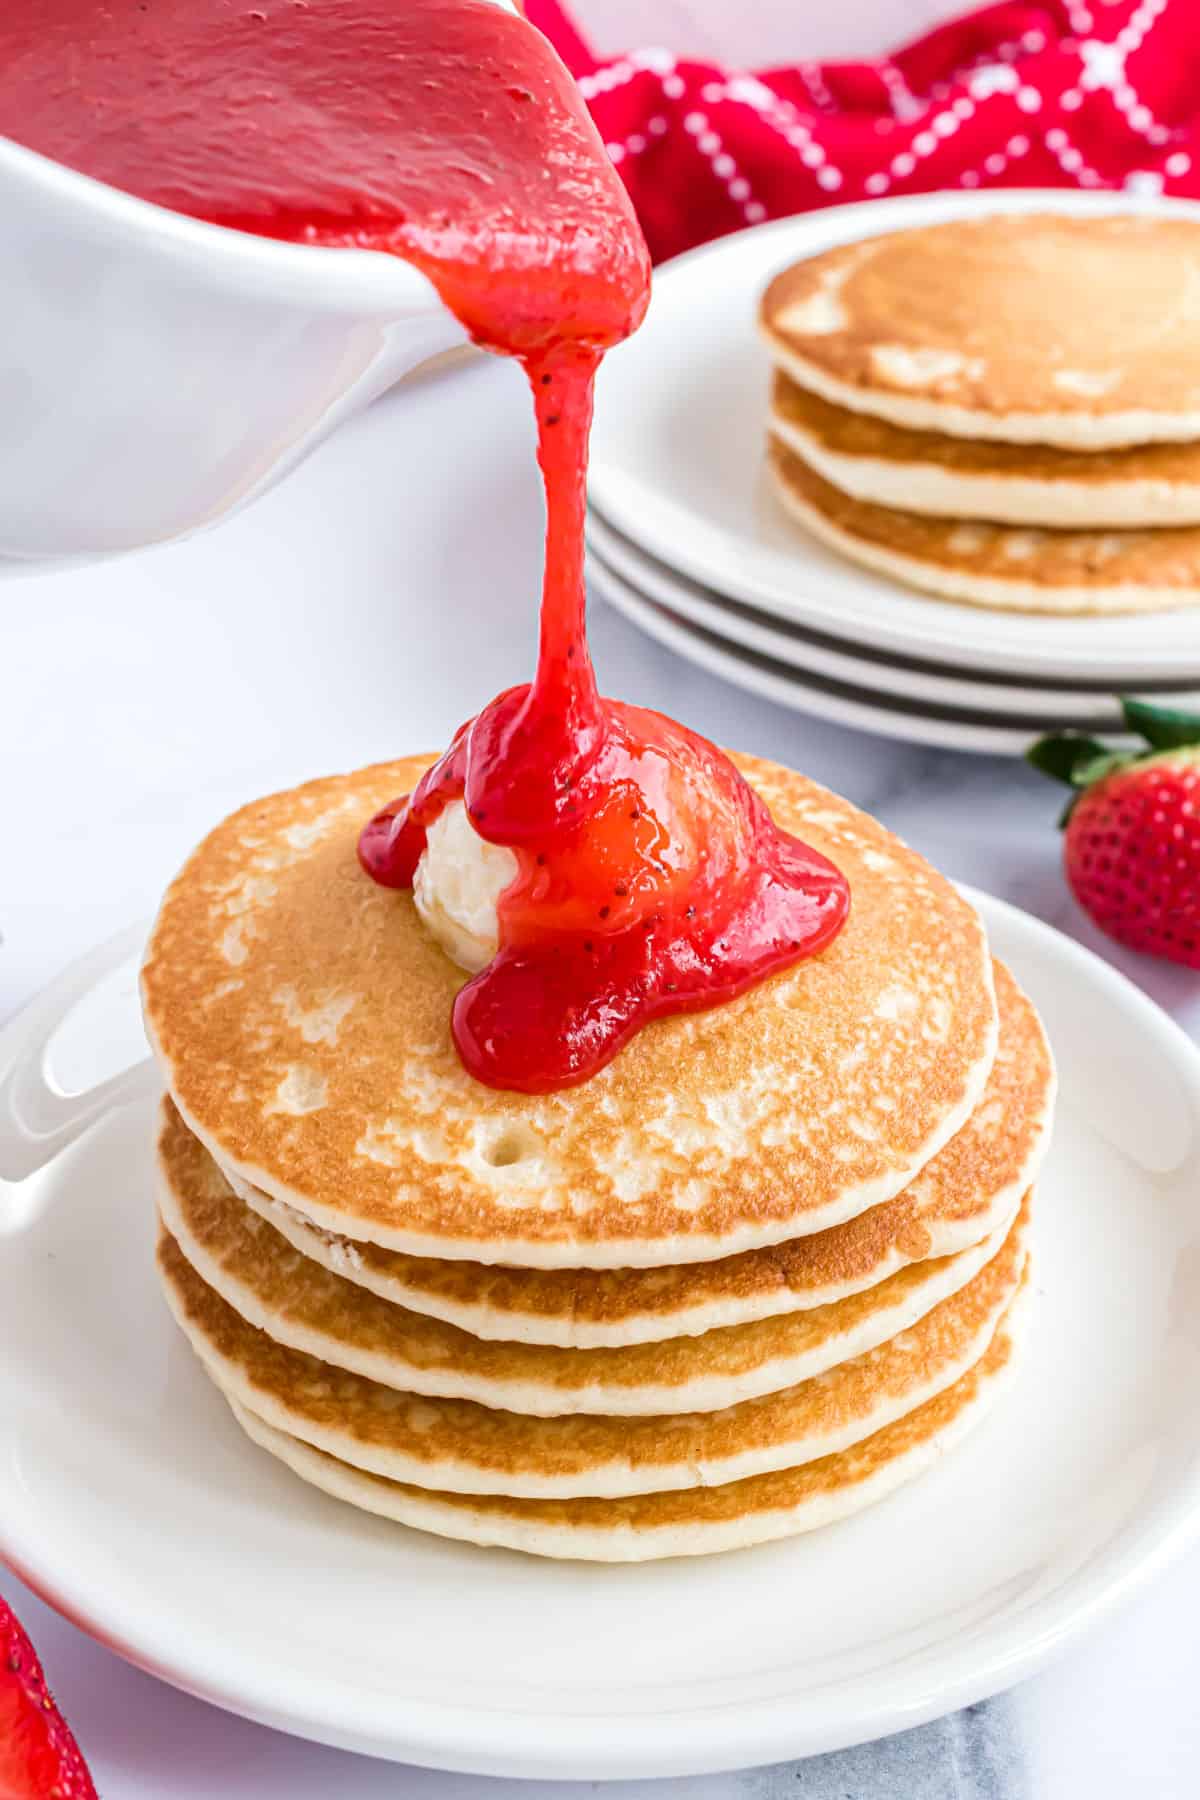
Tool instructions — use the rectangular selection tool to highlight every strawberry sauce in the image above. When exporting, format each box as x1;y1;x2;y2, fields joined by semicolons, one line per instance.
1;0;850;1090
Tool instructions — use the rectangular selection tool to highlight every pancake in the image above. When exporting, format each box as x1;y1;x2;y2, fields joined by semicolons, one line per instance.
760;215;1200;449
158;1096;1018;1416
141;753;998;1269
228;1276;1029;1559
228;958;1051;1347
767;440;1200;617
770;374;1200;529
156;1196;1028;1498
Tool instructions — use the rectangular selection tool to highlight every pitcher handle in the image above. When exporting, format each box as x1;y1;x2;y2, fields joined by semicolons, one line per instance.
0;921;158;1182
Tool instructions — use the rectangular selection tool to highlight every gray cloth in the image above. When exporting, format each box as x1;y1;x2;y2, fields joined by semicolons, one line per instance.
730;1697;1026;1800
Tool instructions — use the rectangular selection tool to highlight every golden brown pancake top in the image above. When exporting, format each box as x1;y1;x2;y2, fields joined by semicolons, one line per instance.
761;215;1200;420
141;753;997;1266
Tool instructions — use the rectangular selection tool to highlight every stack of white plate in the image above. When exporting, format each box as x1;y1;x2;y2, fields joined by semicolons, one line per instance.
587;191;1200;756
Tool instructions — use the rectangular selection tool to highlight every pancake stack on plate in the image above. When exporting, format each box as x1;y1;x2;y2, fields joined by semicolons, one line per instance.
760;214;1200;617
585;199;1200;756
142;752;1055;1560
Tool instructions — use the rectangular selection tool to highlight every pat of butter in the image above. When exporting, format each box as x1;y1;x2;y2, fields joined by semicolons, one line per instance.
413;799;518;973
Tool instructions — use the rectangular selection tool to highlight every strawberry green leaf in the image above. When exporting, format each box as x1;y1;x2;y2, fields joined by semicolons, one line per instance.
1121;696;1200;750
1027;733;1113;787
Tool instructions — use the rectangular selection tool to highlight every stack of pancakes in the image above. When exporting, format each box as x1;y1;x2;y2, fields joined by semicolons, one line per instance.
142;753;1054;1560
760;214;1200;616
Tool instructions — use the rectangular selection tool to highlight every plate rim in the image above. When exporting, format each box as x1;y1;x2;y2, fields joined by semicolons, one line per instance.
5;894;1200;1779
588;516;1140;728
588;504;1200;707
592;553;1039;754
588;187;1200;685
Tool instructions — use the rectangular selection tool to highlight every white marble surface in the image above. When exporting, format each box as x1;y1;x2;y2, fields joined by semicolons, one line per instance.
4;355;1200;1796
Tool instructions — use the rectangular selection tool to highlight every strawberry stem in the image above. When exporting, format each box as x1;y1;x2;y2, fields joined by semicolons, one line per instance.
1027;731;1134;828
1030;697;1200;832
1026;733;1112;786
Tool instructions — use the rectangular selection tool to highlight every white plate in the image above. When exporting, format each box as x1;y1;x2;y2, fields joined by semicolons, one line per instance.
589;189;1200;685
593;555;1047;756
589;508;1200;723
3;902;1200;1780
589;510;1188;731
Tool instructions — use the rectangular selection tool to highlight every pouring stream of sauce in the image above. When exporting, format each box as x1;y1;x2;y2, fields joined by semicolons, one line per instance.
1;0;850;1090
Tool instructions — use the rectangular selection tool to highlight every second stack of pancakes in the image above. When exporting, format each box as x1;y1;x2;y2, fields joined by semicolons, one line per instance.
760;213;1200;616
143;753;1055;1560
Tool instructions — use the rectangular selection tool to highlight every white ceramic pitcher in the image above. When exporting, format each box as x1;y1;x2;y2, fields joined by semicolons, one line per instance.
0;0;518;565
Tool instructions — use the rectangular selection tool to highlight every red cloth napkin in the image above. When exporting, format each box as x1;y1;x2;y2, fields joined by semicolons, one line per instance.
526;0;1200;262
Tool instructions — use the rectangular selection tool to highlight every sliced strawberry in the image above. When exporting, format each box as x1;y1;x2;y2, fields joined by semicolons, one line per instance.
1030;697;1200;969
0;1595;97;1800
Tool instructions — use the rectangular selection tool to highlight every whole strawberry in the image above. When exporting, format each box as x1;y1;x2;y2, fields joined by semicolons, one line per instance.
1029;698;1200;969
0;1595;97;1800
